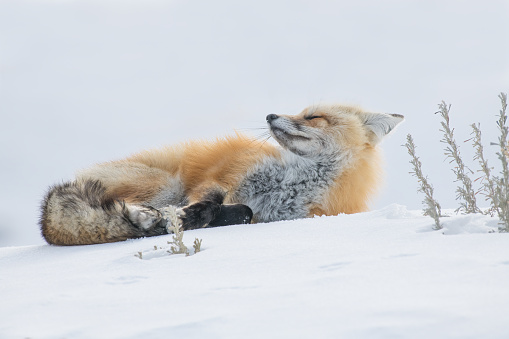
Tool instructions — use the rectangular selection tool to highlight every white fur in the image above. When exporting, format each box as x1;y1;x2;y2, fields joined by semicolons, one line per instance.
362;113;405;144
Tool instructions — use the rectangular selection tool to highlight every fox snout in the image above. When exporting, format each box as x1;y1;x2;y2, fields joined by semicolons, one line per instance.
266;114;279;123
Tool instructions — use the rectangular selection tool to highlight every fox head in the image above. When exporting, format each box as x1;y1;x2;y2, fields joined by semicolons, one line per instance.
266;104;404;158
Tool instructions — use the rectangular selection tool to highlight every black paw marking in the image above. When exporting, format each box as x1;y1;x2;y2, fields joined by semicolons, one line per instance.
181;200;221;230
208;204;253;227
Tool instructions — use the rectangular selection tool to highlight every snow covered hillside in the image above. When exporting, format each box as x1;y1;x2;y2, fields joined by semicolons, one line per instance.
1;205;508;339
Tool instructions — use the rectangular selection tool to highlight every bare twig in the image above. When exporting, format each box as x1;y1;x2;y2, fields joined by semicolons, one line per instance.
167;223;189;256
405;134;443;230
471;123;498;216
193;238;203;253
437;102;481;214
494;92;509;231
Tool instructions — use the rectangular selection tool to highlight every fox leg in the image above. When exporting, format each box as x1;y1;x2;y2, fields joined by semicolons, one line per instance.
179;190;223;230
179;189;253;230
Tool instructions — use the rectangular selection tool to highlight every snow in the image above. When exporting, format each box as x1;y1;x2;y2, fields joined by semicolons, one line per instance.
1;1;507;336
2;204;509;338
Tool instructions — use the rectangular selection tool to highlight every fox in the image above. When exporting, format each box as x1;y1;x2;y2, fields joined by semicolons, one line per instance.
40;104;404;245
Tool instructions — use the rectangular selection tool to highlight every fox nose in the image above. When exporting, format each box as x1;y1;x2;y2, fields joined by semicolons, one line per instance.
266;114;279;123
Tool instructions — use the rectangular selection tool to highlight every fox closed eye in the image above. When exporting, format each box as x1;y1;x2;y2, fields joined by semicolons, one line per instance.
305;116;322;120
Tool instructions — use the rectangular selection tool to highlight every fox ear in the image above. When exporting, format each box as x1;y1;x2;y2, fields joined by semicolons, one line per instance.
362;112;404;144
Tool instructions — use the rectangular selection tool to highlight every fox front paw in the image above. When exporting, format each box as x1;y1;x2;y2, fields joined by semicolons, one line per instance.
208;204;253;227
180;200;221;230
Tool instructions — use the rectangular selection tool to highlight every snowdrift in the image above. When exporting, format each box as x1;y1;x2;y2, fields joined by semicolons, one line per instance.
1;205;508;338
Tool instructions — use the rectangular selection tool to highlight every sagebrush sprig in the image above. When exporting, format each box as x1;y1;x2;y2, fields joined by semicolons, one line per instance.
494;92;509;231
406;92;509;232
471;123;498;217
167;223;189;256
437;102;481;214
405;134;443;230
193;238;202;253
160;206;204;256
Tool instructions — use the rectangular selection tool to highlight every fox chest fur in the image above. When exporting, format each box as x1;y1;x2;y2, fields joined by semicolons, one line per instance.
232;152;344;222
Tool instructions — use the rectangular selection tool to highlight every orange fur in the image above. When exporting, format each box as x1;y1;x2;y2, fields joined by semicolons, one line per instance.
127;133;280;203
313;147;382;216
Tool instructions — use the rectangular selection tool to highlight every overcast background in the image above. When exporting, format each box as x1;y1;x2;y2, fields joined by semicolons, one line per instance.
1;0;508;246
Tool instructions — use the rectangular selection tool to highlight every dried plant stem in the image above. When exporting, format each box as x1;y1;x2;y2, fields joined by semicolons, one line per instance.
406;93;509;232
471;123;498;216
167;224;189;255
438;102;481;214
405;134;443;230
161;206;190;255
193;238;203;253
495;93;509;231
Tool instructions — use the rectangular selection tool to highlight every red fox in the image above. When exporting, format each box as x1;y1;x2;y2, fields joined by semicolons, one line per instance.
40;104;404;245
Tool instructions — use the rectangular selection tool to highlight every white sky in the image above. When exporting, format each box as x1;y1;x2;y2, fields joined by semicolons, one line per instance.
1;0;508;246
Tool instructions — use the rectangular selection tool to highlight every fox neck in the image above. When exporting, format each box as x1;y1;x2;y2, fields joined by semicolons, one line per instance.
318;146;382;215
233;146;356;223
279;147;354;170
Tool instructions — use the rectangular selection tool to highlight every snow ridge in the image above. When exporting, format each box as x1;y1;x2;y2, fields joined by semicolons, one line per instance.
1;205;508;339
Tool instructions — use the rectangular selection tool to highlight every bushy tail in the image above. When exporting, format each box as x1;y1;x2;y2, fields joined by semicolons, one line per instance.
40;180;168;245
